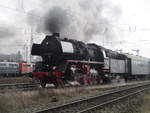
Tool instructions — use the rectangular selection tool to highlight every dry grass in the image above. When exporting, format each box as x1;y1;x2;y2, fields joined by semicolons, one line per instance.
0;77;33;84
0;89;57;113
97;96;143;113
138;93;150;113
0;82;148;113
0;87;93;113
96;92;150;113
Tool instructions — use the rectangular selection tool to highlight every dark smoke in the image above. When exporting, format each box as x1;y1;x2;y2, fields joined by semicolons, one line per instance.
44;7;70;33
27;0;123;44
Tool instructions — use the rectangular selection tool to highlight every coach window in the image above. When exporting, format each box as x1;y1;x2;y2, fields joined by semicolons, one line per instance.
24;64;29;67
0;63;6;66
9;64;13;66
27;64;31;67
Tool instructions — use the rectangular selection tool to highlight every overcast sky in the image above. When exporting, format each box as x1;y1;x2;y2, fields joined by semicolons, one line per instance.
0;0;150;58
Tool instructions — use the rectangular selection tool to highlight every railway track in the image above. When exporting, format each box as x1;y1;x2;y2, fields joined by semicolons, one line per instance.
35;82;150;113
0;77;33;84
0;83;38;91
0;80;148;92
77;87;150;113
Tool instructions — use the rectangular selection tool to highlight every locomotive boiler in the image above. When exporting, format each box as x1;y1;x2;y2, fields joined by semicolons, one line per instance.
32;33;105;66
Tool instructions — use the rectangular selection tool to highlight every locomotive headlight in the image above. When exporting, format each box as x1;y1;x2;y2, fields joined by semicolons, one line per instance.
46;42;49;45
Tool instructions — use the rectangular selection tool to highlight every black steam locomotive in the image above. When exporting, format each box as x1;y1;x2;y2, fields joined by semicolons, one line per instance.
31;33;150;87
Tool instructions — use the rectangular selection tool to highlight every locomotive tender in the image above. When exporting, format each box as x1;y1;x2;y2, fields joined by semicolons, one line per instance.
31;33;150;87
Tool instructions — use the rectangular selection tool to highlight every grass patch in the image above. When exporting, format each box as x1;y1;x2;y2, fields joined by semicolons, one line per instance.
0;87;93;113
1;83;146;113
138;93;150;113
97;92;150;113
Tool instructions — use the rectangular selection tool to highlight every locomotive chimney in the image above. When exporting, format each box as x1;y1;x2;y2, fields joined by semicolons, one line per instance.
52;33;60;37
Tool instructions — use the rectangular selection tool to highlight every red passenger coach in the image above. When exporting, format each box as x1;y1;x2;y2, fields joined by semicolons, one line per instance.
19;63;34;75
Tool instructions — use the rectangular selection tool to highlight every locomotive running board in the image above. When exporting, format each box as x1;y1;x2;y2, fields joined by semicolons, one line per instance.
67;60;104;65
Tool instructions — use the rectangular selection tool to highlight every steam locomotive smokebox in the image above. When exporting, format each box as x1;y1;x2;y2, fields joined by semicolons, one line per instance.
31;33;60;56
31;44;41;56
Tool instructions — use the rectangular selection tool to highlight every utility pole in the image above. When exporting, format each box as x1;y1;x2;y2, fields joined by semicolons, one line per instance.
26;47;28;62
30;27;33;62
24;45;26;61
103;37;105;47
102;27;108;47
17;0;24;11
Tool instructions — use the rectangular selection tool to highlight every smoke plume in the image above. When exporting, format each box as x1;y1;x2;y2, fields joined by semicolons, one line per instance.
44;7;70;33
27;0;123;43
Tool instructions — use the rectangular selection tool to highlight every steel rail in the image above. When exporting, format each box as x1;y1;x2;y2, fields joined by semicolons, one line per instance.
0;83;38;90
35;82;150;113
77;87;150;113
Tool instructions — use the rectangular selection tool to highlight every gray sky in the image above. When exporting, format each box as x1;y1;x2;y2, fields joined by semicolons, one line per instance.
0;0;150;58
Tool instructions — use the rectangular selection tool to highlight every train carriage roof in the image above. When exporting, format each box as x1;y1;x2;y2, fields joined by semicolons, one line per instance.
124;54;150;61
